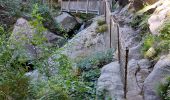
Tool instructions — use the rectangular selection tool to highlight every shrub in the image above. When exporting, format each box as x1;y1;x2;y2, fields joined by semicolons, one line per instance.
97;19;106;26
82;68;101;82
141;34;155;55
76;49;114;71
96;24;108;33
142;20;170;58
157;77;170;100
0;25;32;100
130;14;150;36
73;13;95;21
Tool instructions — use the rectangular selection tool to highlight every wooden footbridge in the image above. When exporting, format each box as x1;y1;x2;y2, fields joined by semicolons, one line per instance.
60;0;105;15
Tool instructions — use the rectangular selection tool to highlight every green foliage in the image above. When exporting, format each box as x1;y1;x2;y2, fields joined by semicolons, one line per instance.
0;0;63;35
0;25;31;99
76;49;114;70
82;68;100;81
96;19;107;33
96;24;108;33
141;34;155;55
74;13;95;21
159;20;170;40
130;14;150;36
142;20;170;58
97;19;106;26
157;77;170;100
73;49;114;99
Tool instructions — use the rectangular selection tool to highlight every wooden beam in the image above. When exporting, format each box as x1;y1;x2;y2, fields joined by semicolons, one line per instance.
98;0;101;15
67;0;70;12
76;0;78;13
86;0;89;14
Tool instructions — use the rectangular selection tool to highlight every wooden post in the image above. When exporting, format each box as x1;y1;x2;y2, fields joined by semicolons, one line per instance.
98;0;101;15
104;1;106;22
67;0;70;12
109;15;112;48
124;47;129;99
60;0;63;12
117;23;120;63
86;0;89;14
76;0;78;13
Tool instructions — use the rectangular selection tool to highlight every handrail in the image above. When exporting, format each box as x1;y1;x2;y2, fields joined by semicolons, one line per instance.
103;0;129;99
60;0;101;15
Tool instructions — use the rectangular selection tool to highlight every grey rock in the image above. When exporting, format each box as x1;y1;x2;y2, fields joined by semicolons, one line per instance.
127;59;151;100
25;70;47;82
148;0;170;35
10;18;63;60
61;16;107;59
144;55;170;100
97;61;124;100
55;12;79;32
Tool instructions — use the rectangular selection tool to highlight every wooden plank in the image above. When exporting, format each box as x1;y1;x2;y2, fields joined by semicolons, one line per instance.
61;0;100;14
86;0;89;14
67;0;70;12
76;0;78;13
96;0;101;15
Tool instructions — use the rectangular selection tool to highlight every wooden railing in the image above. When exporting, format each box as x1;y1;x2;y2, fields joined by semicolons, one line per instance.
60;0;103;15
103;0;129;99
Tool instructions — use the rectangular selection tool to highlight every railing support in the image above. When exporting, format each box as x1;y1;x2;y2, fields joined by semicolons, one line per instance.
67;0;70;12
109;15;112;48
104;1;106;22
117;23;120;63
124;47;129;99
86;0;89;14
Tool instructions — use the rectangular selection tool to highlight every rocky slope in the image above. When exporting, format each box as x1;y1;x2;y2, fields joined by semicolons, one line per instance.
97;0;170;100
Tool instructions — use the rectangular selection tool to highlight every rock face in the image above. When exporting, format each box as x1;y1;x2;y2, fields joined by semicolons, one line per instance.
55;12;80;33
129;0;158;11
97;61;124;100
25;70;47;82
127;59;152;100
148;0;170;35
10;18;63;60
144;0;158;4
144;55;170;100
61;16;106;59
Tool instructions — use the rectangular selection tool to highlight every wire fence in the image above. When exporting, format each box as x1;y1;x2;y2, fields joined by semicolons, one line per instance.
104;0;129;98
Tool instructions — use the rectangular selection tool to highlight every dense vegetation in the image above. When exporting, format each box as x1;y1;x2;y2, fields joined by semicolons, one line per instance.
0;0;65;34
0;0;115;99
142;20;170;59
157;77;170;100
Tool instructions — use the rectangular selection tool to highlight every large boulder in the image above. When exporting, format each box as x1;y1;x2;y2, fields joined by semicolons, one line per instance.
148;0;170;35
97;61;124;100
61;16;107;59
127;59;152;100
10;18;64;60
144;55;170;100
129;0;158;11
55;12;80;33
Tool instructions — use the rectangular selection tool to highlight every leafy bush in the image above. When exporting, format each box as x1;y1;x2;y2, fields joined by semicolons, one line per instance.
76;49;114;71
96;24;108;33
73;49;114;99
73;13;95;21
97;19;106;26
141;34;155;55
0;25;32;99
157;77;170;100
130;14;150;36
142;20;170;58
0;0;63;35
